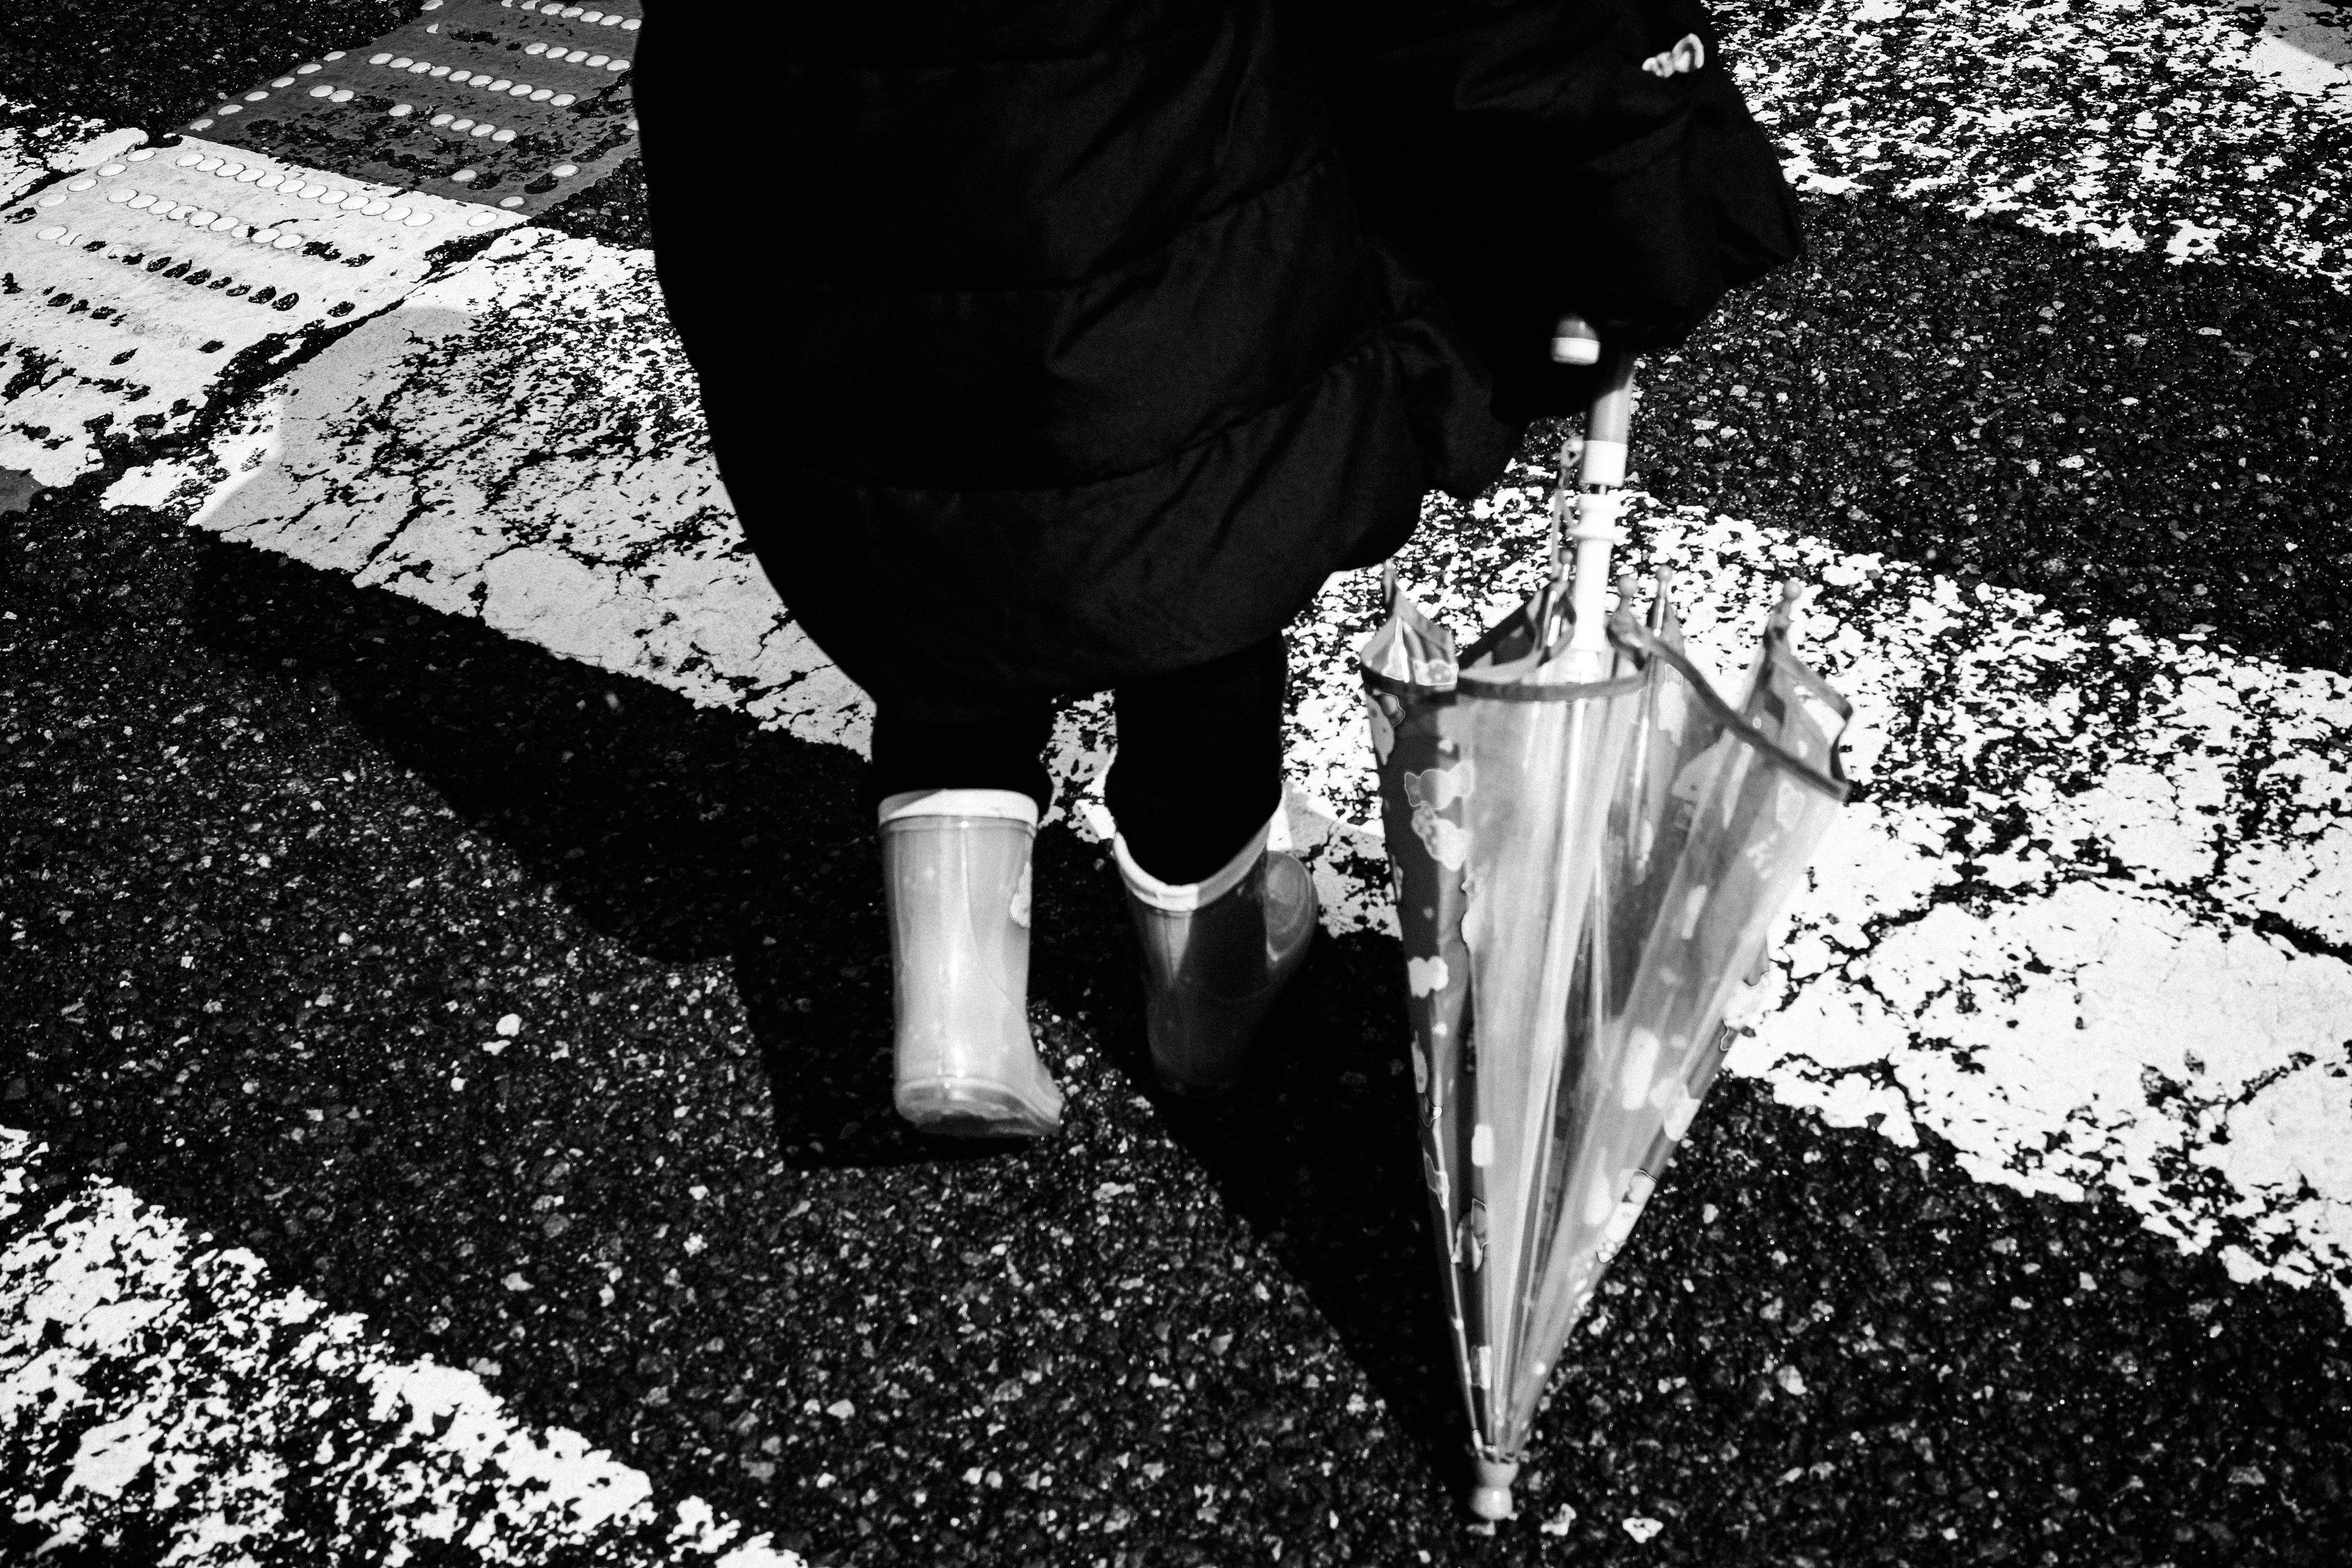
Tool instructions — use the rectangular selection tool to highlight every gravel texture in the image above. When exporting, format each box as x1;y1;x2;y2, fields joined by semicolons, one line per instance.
5;489;2348;1566
4;1;2351;1564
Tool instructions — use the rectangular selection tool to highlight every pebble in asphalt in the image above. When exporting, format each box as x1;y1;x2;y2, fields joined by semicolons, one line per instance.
4;0;2351;1563
5;495;2348;1564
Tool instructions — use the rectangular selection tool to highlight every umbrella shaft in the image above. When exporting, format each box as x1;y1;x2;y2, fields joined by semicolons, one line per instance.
1564;354;1637;664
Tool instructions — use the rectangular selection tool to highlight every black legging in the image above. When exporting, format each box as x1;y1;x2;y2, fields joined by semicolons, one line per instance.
868;635;1287;886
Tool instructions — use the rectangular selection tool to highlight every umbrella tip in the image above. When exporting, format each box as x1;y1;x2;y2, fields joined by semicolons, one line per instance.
1468;1456;1520;1520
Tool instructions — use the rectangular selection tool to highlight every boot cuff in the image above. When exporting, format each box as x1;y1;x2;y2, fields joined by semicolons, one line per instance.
1114;810;1278;913
878;789;1039;829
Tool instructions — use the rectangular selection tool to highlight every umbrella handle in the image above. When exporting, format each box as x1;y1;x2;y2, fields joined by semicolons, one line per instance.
1550;318;1638;668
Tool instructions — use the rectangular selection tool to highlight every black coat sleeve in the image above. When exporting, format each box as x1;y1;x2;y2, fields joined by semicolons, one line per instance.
1283;0;1803;421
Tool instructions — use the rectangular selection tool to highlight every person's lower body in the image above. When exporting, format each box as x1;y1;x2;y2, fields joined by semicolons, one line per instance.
871;636;1317;1133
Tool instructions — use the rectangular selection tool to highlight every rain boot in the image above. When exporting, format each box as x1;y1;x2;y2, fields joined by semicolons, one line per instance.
880;790;1063;1137
1115;812;1317;1095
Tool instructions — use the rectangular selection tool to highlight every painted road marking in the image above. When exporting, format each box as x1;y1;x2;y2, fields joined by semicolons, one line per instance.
0;1128;799;1566
104;226;865;753
1283;480;2352;1314
0;132;520;490
107;225;2352;1320
1738;0;2352;284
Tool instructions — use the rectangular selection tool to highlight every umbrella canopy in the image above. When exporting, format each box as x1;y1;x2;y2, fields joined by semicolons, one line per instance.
1360;379;1851;1518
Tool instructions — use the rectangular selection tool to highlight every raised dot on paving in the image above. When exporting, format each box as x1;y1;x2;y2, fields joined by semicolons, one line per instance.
126;193;157;209
449;118;475;130
403;210;434;225
214;162;243;178
270;76;295;87
529;88;553;100
323;50;346;60
390;104;415;117
217;104;244;115
492;128;517;141
451;168;478;183
467;211;502;227
36;191;65;206
392;56;415;68
551;162;579;177
296;62;322;74
273;233;303;249
243;90;269;102
499;195;525;207
551;93;576;105
429;64;451;77
34;225;64;241
384;205;411;222
330;89;355;102
309;85;334;98
486;78;513;91
176;153;203;167
127;148;155;161
66;176;96;190
371;52;394;64
237;168;265;181
471;123;498;137
107;187;135;203
256;173;285;188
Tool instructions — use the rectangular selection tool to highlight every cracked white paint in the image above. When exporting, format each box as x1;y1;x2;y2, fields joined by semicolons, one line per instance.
113;231;2352;1316
2;134;519;486
0;1127;801;1567
2250;0;2352;101
1736;0;2352;287
107;225;869;755
1273;472;2352;1315
0;104;134;205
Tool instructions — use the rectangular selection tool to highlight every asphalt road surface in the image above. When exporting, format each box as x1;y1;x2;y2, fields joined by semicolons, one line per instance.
2;3;2349;1566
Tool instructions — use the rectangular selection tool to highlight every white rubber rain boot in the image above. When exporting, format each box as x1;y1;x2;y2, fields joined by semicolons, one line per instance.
880;790;1063;1137
1115;810;1317;1095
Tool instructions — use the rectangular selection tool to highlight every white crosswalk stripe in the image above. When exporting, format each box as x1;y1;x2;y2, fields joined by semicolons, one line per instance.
1738;0;2352;283
4;0;2352;1551
105;215;2352;1317
1;1129;801;1566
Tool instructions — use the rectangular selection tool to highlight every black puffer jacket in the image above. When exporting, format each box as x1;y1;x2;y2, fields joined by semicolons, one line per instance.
634;1;1797;721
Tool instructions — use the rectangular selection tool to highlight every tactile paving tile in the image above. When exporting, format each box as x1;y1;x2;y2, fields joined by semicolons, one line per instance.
188;0;640;217
0;138;520;485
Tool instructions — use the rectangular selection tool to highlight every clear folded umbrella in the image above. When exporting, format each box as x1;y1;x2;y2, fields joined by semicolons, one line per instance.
1359;350;1852;1519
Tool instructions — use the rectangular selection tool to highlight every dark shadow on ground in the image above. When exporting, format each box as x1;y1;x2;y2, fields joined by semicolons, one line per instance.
178;532;1023;1171
178;527;1478;1468
1025;839;1477;1482
1144;927;1477;1485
